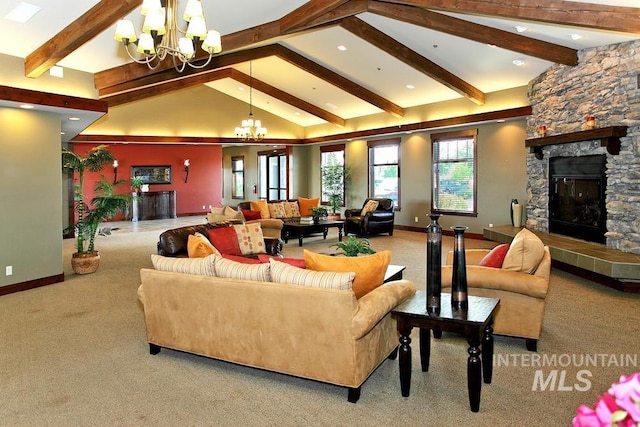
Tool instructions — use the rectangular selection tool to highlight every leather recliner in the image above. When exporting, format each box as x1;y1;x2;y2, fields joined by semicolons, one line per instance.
344;198;395;237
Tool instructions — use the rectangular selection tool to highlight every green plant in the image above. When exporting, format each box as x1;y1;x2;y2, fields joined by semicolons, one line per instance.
62;145;131;254
131;176;144;192
311;206;329;220
321;164;352;214
331;236;376;257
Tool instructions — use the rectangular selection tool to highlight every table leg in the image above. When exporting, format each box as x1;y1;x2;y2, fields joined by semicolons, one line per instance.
298;230;304;247
482;324;494;384
419;328;431;372
467;344;482;412
283;229;290;244
338;224;343;241
398;324;412;397
323;226;329;239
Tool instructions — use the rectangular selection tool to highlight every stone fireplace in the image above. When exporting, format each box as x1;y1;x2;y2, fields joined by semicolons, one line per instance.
525;39;640;254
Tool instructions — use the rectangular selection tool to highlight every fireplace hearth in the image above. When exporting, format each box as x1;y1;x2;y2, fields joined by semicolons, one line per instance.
549;154;607;243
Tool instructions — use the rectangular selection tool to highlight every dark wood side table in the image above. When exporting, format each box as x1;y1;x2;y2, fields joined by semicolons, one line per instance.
391;291;500;412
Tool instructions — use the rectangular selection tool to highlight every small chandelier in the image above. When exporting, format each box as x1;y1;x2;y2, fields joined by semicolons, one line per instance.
114;0;222;72
235;62;267;141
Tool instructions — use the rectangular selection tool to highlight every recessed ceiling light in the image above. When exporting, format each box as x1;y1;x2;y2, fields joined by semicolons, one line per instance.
49;66;64;78
406;84;415;90
569;33;583;41
69;117;80;121
5;2;41;23
512;59;526;66
20;104;34;109
514;25;527;33
487;44;497;48
337;45;347;51
496;119;506;123
325;102;338;110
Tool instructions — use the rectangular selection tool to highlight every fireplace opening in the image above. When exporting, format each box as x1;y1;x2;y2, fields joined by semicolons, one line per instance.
549;154;607;244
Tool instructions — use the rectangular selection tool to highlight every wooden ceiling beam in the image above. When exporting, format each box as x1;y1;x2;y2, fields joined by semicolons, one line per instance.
368;1;577;66
229;69;346;127
280;0;350;33
275;45;404;118
281;0;368;32
380;0;640;34
25;0;142;78
340;16;485;104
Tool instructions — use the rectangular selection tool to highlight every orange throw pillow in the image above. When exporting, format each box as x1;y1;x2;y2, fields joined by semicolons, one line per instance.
187;232;221;258
250;200;270;219
298;197;320;216
303;249;391;299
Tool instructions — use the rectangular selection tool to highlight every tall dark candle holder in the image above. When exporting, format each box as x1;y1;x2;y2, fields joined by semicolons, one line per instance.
450;226;469;310
426;214;442;314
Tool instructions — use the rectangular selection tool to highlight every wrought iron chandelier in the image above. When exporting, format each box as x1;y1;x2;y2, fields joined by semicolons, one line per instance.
114;0;222;72
235;62;267;141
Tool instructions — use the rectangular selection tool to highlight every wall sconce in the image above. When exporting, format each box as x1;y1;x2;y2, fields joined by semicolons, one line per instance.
184;159;190;183
113;160;119;184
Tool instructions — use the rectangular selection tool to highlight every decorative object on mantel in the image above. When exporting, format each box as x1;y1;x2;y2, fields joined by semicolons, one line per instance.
538;125;547;137
426;213;442;314
525;126;628;160
450;226;469;310
114;0;222;72
510;199;519;226
512;200;523;227
585;115;596;130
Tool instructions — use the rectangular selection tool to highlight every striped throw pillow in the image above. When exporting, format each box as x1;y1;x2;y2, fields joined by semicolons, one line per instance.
214;256;271;282
151;254;216;276
269;259;354;291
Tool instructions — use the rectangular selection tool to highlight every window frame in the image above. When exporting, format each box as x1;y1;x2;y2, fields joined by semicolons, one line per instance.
320;144;346;207
257;147;290;201
430;129;478;217
368;138;401;209
231;156;244;199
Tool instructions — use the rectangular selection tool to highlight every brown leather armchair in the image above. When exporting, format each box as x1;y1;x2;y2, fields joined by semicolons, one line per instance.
344;198;395;237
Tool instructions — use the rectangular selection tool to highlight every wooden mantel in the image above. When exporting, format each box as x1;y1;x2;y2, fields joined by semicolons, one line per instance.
525;126;628;159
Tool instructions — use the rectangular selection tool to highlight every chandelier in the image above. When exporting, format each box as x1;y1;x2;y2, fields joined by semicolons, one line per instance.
235;62;267;141
114;0;222;72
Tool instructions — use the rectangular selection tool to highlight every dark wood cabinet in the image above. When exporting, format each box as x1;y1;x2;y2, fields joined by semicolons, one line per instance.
132;191;176;221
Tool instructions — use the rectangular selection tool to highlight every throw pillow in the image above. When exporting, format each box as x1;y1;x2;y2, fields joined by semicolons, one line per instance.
282;202;294;218
214;256;271;281
502;228;545;274
223;206;244;222
287;201;301;218
297;197;320;216
151;254;216;276
360;199;379;216
250;200;271;219
222;254;262;264
241;209;262;221
478;244;510;268
187;232;221;258
269;259;354;290
210;206;225;215
268;202;286;219
207;226;242;256
233;224;266;255
258;254;306;269
303;249;391;299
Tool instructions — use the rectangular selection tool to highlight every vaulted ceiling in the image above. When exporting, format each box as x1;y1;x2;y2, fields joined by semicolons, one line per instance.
2;0;639;135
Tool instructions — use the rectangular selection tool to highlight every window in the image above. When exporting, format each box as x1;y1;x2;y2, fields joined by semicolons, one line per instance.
258;148;289;200
431;129;477;216
320;144;345;207
368;138;400;208
231;156;244;199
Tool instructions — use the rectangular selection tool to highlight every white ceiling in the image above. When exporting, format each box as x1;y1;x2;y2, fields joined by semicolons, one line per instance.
1;0;639;130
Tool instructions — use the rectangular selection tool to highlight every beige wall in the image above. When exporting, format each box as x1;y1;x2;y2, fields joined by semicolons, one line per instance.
0;108;62;286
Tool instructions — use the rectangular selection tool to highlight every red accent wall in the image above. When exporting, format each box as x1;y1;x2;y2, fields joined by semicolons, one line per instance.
73;144;222;219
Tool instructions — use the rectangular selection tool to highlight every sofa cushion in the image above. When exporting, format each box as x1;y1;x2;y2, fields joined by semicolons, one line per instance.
207;227;242;256
151;254;216;276
502;228;545;274
360;199;379;216
258;254;305;268
250;200;271;219
234;224;266;256
287;201;300;218
269;259;354;290
214;256;271;281
303;250;391;299
210;206;225;215
478;243;510;268
187;232;221;258
221;254;263;264
268;202;287;219
241;209;262;221
297;197;320;216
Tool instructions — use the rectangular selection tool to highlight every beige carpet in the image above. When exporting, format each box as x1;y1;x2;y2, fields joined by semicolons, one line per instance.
1;223;639;426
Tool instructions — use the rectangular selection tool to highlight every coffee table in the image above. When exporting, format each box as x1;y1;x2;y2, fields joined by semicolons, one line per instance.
391;291;500;412
282;219;344;247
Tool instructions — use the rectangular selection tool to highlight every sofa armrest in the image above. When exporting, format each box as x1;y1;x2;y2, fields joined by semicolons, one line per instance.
344;208;361;218
441;265;549;299
445;249;490;266
247;218;284;230
351;279;417;340
367;211;394;221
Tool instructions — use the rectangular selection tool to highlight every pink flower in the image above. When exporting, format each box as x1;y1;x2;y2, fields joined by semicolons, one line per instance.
610;373;640;423
574;372;640;427
573;404;604;427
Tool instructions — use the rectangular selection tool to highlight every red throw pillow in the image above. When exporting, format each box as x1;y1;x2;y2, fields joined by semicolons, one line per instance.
241;209;262;221
257;254;306;268
207;227;242;256
221;254;262;264
478;244;510;268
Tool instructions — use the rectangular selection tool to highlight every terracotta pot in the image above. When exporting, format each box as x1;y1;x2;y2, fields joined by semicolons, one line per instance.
71;252;100;275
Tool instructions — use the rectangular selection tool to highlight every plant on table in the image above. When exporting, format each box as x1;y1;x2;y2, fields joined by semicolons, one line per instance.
311;206;329;223
131;176;144;193
331;236;376;257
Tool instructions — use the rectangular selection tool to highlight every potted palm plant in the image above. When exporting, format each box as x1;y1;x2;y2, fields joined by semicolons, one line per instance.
321;164;351;219
62;145;131;274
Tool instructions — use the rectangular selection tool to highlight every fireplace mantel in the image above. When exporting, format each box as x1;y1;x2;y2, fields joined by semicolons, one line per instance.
525;126;628;159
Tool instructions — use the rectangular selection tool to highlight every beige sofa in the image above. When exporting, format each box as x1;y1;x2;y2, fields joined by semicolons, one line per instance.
138;268;416;402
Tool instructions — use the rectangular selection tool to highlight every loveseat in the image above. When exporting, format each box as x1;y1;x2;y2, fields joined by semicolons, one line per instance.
138;258;417;402
157;223;282;258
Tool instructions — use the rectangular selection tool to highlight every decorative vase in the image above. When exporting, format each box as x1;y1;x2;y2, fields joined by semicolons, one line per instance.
71;251;100;275
426;214;442;314
510;199;519;226
450;226;468;310
512;203;523;227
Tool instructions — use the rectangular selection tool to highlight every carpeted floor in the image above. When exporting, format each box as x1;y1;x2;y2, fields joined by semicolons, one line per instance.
1;220;638;426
